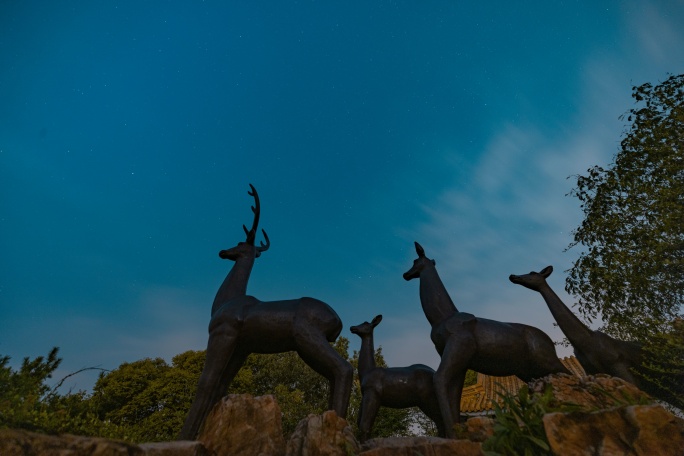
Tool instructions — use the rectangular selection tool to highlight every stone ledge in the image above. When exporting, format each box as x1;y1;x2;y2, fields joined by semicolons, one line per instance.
360;436;483;456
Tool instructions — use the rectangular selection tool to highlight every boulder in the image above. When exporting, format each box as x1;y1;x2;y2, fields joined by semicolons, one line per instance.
285;410;359;456
0;428;144;456
3;384;679;456
198;394;286;456
359;436;483;456
462;416;495;443
528;373;652;411
138;440;208;456
543;404;684;456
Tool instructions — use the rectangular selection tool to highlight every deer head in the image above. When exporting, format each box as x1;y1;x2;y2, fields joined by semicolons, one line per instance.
403;242;436;281
350;315;383;337
218;184;271;261
508;265;553;291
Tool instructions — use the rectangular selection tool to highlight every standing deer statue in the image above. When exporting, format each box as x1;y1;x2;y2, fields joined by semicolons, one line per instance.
350;314;445;442
508;266;644;383
403;242;569;437
179;185;353;440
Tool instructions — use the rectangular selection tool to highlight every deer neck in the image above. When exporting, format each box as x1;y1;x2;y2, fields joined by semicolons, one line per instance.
357;333;376;380
211;254;256;316
537;284;593;346
419;265;458;327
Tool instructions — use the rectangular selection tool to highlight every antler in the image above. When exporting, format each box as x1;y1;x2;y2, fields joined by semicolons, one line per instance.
242;184;270;253
243;184;261;245
257;229;270;253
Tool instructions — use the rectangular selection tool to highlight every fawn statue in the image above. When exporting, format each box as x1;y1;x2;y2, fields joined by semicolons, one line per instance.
350;314;445;441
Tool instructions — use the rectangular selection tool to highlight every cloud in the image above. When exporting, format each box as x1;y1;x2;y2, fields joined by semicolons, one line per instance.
108;285;209;360
398;50;642;364
374;315;441;370
627;2;684;67
4;285;210;394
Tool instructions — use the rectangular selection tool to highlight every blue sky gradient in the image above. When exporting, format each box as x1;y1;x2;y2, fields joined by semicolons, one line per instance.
2;1;683;392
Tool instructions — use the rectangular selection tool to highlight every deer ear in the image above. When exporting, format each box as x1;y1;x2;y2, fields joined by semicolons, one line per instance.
541;265;553;277
371;315;383;327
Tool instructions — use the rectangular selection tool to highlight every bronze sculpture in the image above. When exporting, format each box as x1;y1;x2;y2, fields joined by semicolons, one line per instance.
350;315;445;441
508;266;644;384
179;185;353;440
404;242;569;437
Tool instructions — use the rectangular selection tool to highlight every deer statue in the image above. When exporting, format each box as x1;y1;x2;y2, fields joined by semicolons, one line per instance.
350;314;445;441
179;185;353;440
403;242;569;438
508;266;644;384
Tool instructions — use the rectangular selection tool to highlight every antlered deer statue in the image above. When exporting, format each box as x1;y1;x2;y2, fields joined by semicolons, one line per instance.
179;185;353;439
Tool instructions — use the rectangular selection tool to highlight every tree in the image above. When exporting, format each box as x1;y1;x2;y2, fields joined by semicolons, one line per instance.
0;347;61;431
90;351;205;442
0;348;125;438
566;73;684;341
82;337;413;442
0;341;423;441
636;318;684;410
91;357;169;426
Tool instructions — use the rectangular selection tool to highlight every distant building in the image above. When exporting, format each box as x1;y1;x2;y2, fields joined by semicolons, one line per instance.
460;357;586;416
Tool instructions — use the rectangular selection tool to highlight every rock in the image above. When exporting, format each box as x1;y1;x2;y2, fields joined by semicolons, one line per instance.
359;436;483;456
529;373;653;411
463;416;495;443
543;404;684;456
139;440;208;455
0;428;144;456
285;410;359;456
626;405;684;455
3;383;677;456
198;394;286;456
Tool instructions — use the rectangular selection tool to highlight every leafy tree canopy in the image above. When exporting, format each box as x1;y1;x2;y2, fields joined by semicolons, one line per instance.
2;339;432;442
0;347;61;431
567;73;684;341
635;317;684;410
0;348;125;438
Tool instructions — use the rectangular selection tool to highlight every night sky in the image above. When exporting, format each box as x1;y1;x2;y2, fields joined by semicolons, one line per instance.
2;1;683;392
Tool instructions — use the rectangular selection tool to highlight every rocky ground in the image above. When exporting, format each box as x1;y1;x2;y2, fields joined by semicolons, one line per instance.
1;374;682;455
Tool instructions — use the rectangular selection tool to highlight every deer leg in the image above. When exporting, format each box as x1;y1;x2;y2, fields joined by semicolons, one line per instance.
612;363;639;386
420;401;446;438
448;371;466;427
208;350;248;407
179;330;239;440
295;334;353;418
358;390;380;443
326;376;338;411
434;338;473;438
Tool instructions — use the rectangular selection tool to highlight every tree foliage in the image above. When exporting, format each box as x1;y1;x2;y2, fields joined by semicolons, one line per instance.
566;73;684;341
90;352;204;442
1;339;427;443
0;347;62;431
0;348;126;438
634;317;684;410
